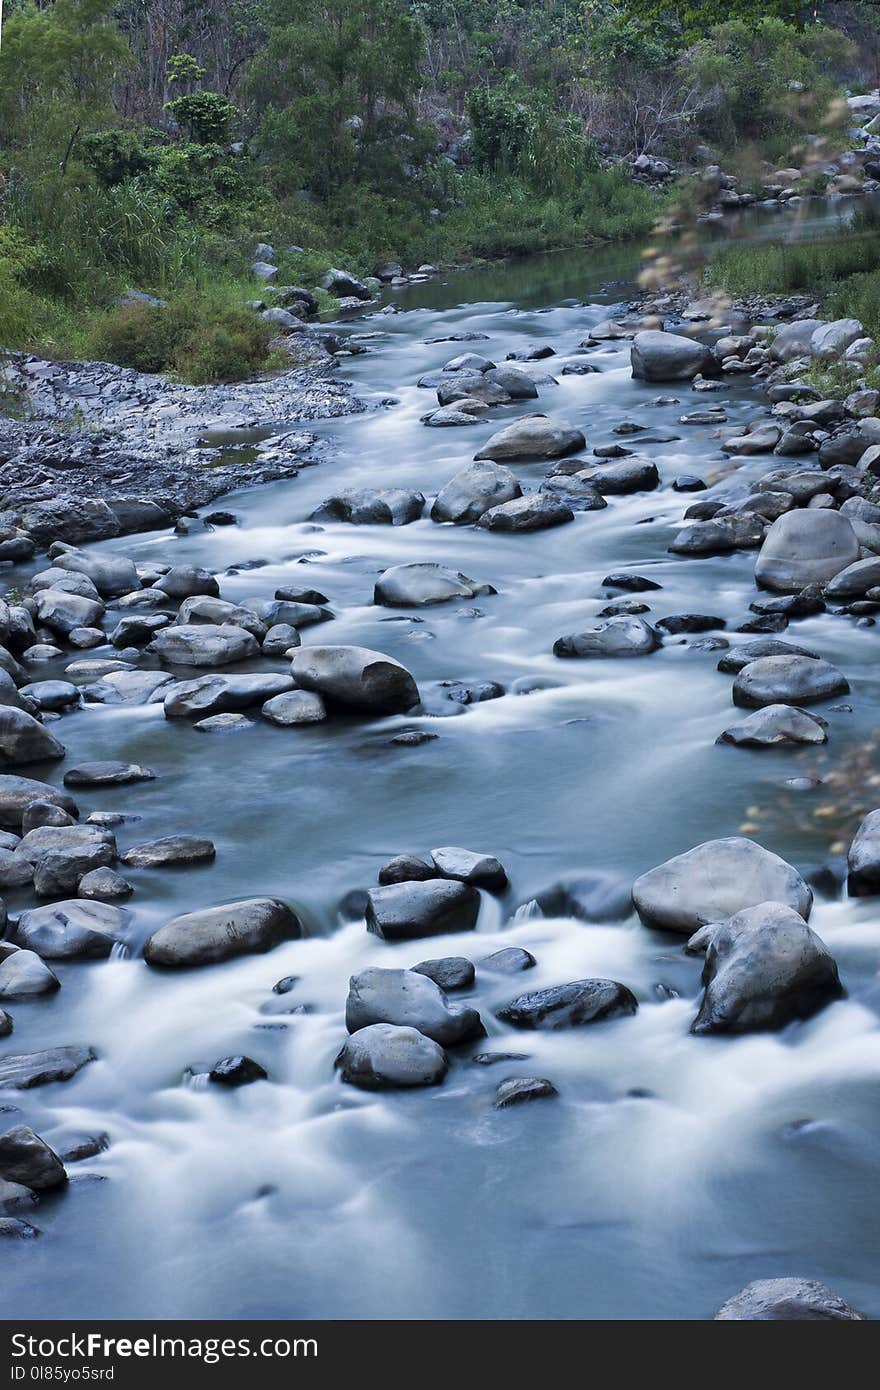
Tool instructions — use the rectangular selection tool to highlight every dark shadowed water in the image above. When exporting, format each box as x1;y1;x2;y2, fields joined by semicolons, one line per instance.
4;197;880;1320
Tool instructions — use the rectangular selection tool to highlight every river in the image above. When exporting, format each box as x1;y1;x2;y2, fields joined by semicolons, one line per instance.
4;198;880;1320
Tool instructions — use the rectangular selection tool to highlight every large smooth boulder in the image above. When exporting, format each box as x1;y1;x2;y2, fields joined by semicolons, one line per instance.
152;566;219;600
732;655;849;708
261;690;327;726
755;511;859;593
53;550;138;598
163;673;295;720
632;837;812;934
810;318;864;360
717;638;819;675
374;563;493;608
769;319;824;363
32;589;104;638
485;365;539;399
688;902;843;1034
717;704;828;748
0;709;65;767
578;458;660;494
151;624;259;668
0;1126;66;1190
336;1024;448;1090
430;847;507;890
345;967;482;1046
120;836;215;868
478;495;574;531
496;979;637;1029
366;880;480;940
18;822;116;896
473;415;585;461
847;808;880;895
0;946;60;999
289;646;419;715
176;597;266;637
432;461;522;525
716;1278;863;1320
144;897;300;968
824;556;880;599
553;616;659;659
630;330;714;381
0;1045;96;1090
310;489;425;525
15;900;128;960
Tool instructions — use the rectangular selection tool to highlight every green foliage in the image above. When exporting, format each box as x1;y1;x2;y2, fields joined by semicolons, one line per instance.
90;292;276;382
165;92;239;145
709;232;880;297
81;128;164;187
467;89;599;194
617;1;815;43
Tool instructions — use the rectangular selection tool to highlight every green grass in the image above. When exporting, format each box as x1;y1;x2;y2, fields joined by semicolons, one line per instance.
708;231;880;300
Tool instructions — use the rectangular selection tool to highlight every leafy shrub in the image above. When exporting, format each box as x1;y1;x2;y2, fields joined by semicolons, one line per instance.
81;128;164;187
90;295;275;381
165;92;239;145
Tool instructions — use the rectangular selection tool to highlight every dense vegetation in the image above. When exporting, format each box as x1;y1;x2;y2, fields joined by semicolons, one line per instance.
0;0;876;380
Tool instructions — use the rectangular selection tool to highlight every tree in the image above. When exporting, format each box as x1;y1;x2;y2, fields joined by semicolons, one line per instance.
248;0;425;196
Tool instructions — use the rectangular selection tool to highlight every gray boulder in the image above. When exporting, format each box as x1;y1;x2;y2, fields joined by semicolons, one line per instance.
717;704;828;748
144;897;300;967
431;461;522;524
632;837;812;934
176;597;266;637
53;550;138;598
497;979;637;1029
63;761;154;788
0;708;65;767
430;847;507;890
366;880;480;940
258;600;331;629
717;638;819;675
310;489;425;525
631;330;714;381
688;901;842;1034
732;655;849;707
755;510;859;592
336;1024;448;1089
322;268;371;300
716;1278;864;1321
152;624;259;668
15;899;128;960
847;808;880;895
769;319;824;363
163;673;295;719
474;415;585;461
289;645;419;715
261;624;303;656
578;458;660;494
553;616;659;658
153;566;219;600
121;836;215;868
411;957;475;991
495;1077;558;1108
484;365;539;398
262;690;327;726
345;967;482;1045
824;555;880;598
0;945;60;999
0;1045;96;1089
374;563;494;608
0;1126;66;1189
478;495;574;531
33;589;104;637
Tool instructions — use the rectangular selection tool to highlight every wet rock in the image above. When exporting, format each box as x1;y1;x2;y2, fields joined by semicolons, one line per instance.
411;957;475;991
209;1056;267;1087
478;495;574;532
310;490;425;525
289;645;419;715
176;597;265;637
430;847;507;890
0;708;65;767
164;672;295;720
668;520;735;556
0;1125;66;1189
194;713;252;732
52;550;138;598
121;836;215;868
322;268;371;300
59;1133;109;1163
689;902;842;1034
78;867;133;900
480;947;536;973
722;424;781;455
535;872;633;922
336;1024;448;1090
374;563;494;608
715;1277;864;1321
0;944;60;998
0;1010;11;1038
378;854;435;885
656;614;725;635
553;616;659;658
473;415;585;462
497;979;637;1029
825;556;880;599
0;776;78;829
494;1077;558;1108
32;589;104;637
87;670;175;705
63;761;154;788
258;600;331;629
366;880;480;940
484;365;539;398
769;319;824;363
749;586;825;620
0;1217;41;1238
151;624;259;668
732;655;849;708
346;966;482;1045
261;624;302;657
755;511;860;592
16;899;128;960
19;681;79;713
153;567;220;600
144;897;300;967
0;1045;96;1089
602;574;661;592
846;809;880;895
578;458;660;494
261;690;327;726
631;331;714;381
540;475;607;511
431;461;522;524
718;705;828;747
632;837;812;934
717;638;819;675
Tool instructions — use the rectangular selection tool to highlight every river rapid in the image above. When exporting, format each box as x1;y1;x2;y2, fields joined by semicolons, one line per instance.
4;200;880;1321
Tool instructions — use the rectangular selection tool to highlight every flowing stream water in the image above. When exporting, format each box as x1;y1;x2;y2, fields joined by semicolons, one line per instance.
5;200;880;1320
